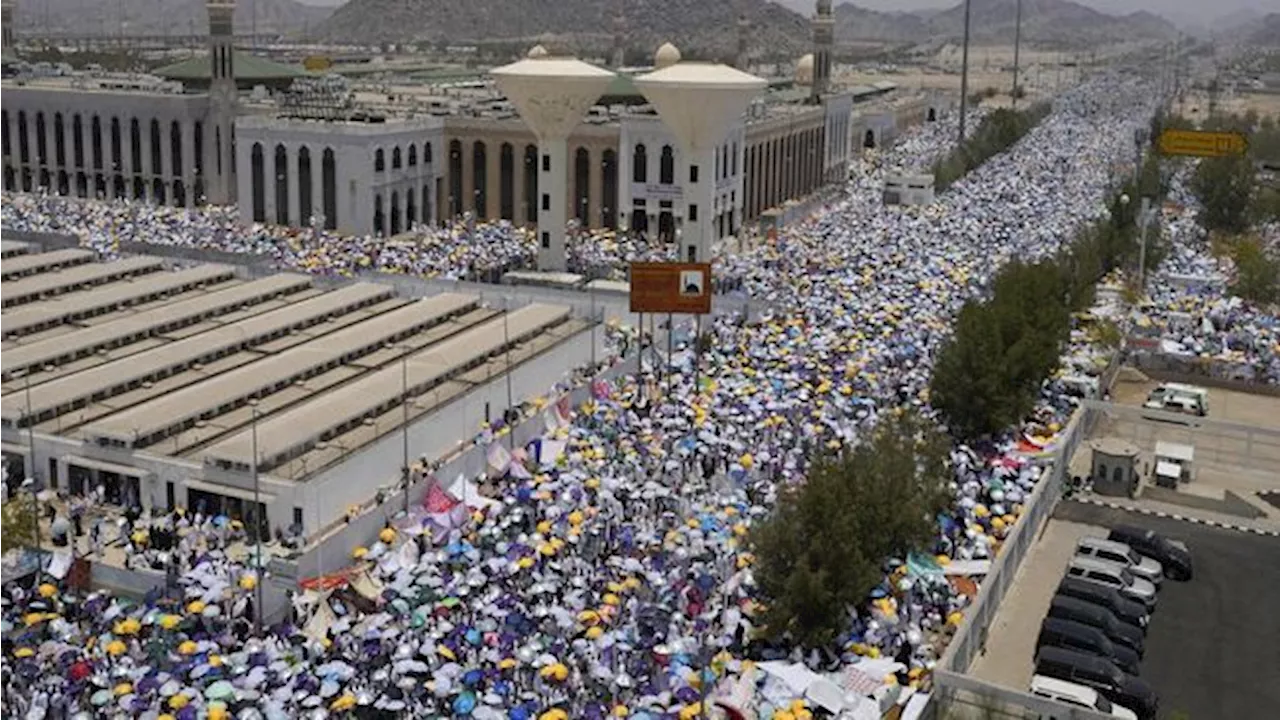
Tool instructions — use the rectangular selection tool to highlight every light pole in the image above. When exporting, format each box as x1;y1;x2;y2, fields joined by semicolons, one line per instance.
248;398;263;636
502;298;516;450
20;369;38;487
401;354;410;514
957;0;973;144
1137;196;1154;293
1011;0;1023;110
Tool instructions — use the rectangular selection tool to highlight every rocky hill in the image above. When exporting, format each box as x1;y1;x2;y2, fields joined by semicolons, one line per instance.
311;0;813;58
12;0;332;37
1247;14;1280;46
836;0;1178;46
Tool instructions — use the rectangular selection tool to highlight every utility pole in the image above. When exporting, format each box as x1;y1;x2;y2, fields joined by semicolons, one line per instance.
957;0;973;144
401;354;410;514
1137;196;1153;293
1011;0;1022;109
249;400;263;636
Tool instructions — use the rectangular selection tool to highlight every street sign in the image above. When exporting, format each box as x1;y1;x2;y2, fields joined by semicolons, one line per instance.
629;262;712;315
1157;129;1247;158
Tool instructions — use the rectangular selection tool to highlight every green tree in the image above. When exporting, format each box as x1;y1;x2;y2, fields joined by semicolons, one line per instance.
930;302;1032;440
750;411;951;647
1229;236;1280;306
1;498;40;549
1191;154;1256;235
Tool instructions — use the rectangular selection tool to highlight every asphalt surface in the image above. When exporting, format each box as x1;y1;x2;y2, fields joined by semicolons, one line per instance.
1053;501;1280;720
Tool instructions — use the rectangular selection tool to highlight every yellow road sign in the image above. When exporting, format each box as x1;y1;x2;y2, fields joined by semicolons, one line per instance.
1157;129;1248;158
303;56;333;72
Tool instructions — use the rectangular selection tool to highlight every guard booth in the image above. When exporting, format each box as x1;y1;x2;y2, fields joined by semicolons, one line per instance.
1089;438;1142;498
883;174;936;206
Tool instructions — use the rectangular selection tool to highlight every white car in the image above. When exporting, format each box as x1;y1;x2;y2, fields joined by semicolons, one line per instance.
1076;537;1164;586
1031;675;1139;719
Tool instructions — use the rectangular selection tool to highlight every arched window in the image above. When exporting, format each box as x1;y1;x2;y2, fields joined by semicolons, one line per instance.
57;170;68;195
373;193;385;235
632;143;647;183
659;145;674;184
406;189;417;227
152;177;166;204
54;112;66;167
472;141;487;219
523;144;538;224
35;112;47;165
250;143;265;222
3;167;13;192
274;144;289;225
150;119;163;175
110;117;122;172
322;148;337;229
173;179;186;207
132;177;145;200
298;146;312;225
408;144;417;167
130;119;142;173
193;121;204;175
448;140;462;219
424;142;433;164
170;121;184;176
390;191;401;235
392;147;402;170
76;172;88;197
601;149;617;229
423;185;432;227
374;148;385;172
574;147;590;224
90;115;102;170
72;114;84;167
499;142;514;220
17;111;30;163
111;175;123;198
1;110;9;158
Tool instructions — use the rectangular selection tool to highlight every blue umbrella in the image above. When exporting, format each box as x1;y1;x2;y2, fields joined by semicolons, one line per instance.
453;691;477;715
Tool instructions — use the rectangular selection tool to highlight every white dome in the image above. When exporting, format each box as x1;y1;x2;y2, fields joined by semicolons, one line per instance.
527;45;550;59
795;53;814;86
654;42;682;69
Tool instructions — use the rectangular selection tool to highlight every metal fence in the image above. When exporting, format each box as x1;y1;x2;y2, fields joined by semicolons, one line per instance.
930;670;1115;720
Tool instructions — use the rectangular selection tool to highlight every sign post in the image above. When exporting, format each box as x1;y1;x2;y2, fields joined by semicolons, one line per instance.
1156;129;1247;158
629;262;713;400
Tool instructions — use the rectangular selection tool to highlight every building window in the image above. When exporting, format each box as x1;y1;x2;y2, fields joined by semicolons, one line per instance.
732;141;738;175
687;245;696;262
690;164;699;183
541;232;550;249
250;142;265;222
660;145;674;184
322;147;337;229
632;143;647;183
274;144;289;225
542;154;550;172
150;119;163;175
424;142;433;164
374;148;385;172
689;203;698;222
392;147;402;170
541;193;550;212
408;145;417;166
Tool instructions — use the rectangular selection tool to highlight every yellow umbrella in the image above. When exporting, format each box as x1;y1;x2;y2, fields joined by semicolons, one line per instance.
186;600;206;615
613;706;629;717
159;614;182;630
208;702;229;720
105;640;128;657
37;583;57;598
169;695;190;710
498;658;518;670
239;575;257;591
602;593;620;607
379;527;396;544
438;645;456;661
330;694;357;711
178;640;198;655
13;647;35;658
114;682;133;696
352;547;369;559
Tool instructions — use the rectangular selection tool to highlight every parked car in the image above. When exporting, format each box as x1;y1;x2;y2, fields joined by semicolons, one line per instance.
1034;647;1157;719
1030;674;1139;719
1108;525;1193;581
1037;617;1141;675
1046;595;1145;656
1066;556;1158;609
1075;537;1164;586
1056;577;1150;631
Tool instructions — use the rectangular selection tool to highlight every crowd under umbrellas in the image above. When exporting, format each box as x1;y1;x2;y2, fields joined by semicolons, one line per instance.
0;76;1255;719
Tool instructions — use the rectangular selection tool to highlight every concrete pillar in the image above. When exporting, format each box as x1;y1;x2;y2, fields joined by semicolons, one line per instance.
536;139;569;271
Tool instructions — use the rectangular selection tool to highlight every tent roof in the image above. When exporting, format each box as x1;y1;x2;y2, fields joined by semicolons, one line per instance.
154;50;304;82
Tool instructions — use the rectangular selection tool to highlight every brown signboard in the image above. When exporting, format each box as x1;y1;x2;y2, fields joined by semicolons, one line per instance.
629;262;712;315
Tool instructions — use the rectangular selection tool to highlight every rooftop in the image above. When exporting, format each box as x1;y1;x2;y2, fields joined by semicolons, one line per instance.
154;50;305;82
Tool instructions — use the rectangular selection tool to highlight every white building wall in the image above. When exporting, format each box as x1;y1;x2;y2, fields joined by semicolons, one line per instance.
235;117;444;236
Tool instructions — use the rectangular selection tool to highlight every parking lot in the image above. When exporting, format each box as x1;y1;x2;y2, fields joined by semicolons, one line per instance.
971;501;1280;720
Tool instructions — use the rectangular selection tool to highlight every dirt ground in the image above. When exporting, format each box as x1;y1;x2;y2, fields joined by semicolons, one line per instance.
1109;376;1280;430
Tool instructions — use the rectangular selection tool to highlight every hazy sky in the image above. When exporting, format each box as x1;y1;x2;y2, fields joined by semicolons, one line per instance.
291;0;1273;30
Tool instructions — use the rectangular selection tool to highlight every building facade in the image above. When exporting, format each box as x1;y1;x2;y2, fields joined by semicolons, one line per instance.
234;116;445;235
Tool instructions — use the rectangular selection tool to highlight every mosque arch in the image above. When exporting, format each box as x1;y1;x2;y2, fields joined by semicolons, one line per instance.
523;144;538;224
250;142;265;222
574;147;590;224
601;149;618;229
298;146;313;225
274;143;289;225
499;142;515;220
390;191;402;235
659;145;674;184
632;143;647;183
472;140;488;219
150;119;163;175
54;112;66;167
170;121;184;176
322;148;337;230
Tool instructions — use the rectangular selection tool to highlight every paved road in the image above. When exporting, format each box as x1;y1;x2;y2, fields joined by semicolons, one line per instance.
1054;501;1280;720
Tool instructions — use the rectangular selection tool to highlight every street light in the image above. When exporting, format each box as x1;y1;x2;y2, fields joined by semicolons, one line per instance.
247;397;263;635
401;354;411;514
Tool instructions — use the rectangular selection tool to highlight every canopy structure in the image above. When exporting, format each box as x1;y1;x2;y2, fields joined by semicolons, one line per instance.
634;63;766;263
491;56;615;271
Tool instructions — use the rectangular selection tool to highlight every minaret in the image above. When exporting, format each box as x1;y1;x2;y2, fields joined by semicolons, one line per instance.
207;0;238;204
811;0;834;102
611;5;625;68
736;12;751;71
2;1;16;51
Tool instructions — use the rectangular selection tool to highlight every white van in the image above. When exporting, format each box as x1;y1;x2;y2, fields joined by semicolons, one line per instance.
1143;383;1208;417
1031;675;1139;719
